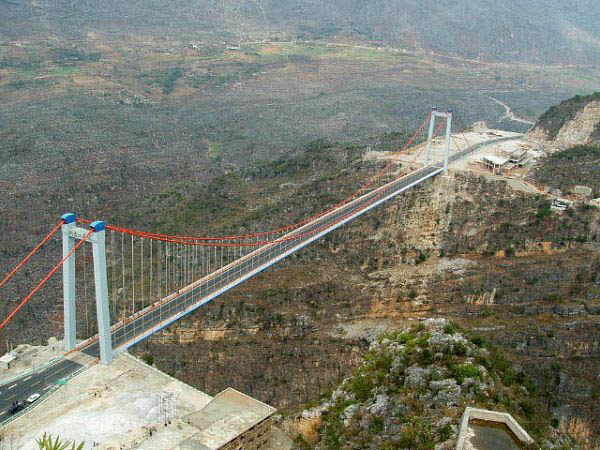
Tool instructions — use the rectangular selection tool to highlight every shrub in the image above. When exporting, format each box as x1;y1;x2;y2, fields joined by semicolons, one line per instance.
450;364;481;384
396;332;415;344
519;400;536;419
418;348;434;365
470;335;486;347
349;374;374;402
371;416;385;433
453;342;468;357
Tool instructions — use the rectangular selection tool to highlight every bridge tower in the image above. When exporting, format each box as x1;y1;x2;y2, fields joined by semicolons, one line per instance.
62;213;113;365
423;107;453;174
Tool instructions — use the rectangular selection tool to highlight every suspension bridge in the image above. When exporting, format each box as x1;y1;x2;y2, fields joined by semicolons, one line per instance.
0;108;519;421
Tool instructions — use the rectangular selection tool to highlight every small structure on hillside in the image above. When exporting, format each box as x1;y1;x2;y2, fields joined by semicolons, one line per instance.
471;121;489;133
481;154;509;174
550;198;573;212
0;352;16;370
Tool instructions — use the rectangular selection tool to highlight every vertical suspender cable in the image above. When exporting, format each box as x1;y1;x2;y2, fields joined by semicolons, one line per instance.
158;239;162;299
121;232;125;321
149;239;154;303
140;236;144;308
164;242;168;295
131;235;135;314
83;241;89;337
111;230;116;321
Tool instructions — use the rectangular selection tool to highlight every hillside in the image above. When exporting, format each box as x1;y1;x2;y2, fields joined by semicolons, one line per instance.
299;318;578;449
530;92;600;146
529;144;600;198
1;0;600;64
125;135;600;448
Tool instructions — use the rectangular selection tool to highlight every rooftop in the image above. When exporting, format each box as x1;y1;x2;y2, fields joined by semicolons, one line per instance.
180;387;277;449
0;353;16;364
482;154;510;166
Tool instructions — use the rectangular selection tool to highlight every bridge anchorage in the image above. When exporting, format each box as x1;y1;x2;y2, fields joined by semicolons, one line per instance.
62;214;113;365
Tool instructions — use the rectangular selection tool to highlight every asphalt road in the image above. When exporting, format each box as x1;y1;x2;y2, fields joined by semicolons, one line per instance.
0;135;520;423
0;359;81;419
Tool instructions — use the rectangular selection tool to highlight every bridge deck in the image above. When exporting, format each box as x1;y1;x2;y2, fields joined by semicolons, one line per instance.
79;135;519;359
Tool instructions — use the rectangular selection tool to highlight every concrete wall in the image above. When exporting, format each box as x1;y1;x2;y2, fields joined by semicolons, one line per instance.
455;407;534;450
220;417;273;450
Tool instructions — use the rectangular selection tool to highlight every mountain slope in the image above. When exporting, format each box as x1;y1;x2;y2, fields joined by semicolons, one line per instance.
530;92;600;146
1;0;599;64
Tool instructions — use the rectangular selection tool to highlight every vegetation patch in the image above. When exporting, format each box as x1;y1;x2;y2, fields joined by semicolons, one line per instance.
306;319;573;449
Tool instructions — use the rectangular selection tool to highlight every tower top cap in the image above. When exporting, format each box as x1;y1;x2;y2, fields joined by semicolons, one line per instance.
62;213;77;224
90;221;106;232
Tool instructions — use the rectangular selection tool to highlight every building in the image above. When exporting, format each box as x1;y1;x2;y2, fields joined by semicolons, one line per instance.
481;154;509;174
481;149;528;175
550;198;573;212
0;352;17;370
179;387;276;449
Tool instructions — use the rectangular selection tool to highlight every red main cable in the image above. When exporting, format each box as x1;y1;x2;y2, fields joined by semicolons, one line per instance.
0;228;93;333
0;220;65;289
77;112;433;242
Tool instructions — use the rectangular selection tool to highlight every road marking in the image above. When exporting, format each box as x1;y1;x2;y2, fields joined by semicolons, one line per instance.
0;410;5;415
23;376;32;381
43;385;52;391
8;384;17;390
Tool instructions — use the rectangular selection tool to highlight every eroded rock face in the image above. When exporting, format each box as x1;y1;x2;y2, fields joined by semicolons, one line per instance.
553;102;600;148
529;100;600;148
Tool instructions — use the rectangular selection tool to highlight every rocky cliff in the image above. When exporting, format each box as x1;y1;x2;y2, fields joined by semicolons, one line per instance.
530;93;600;147
297;318;579;450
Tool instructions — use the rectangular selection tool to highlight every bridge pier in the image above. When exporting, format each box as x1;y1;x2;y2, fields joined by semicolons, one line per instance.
61;214;114;365
61;213;77;352
423;107;453;171
424;106;437;165
444;109;453;174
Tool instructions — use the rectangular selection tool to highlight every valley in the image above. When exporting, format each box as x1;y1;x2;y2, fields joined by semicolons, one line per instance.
1;1;600;448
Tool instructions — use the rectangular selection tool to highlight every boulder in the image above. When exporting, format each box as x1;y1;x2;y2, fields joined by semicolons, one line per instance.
430;379;462;407
404;365;431;388
368;394;390;415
